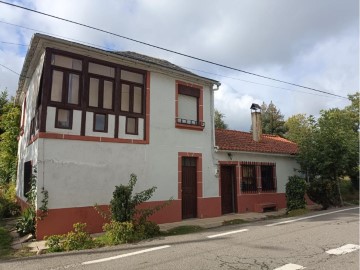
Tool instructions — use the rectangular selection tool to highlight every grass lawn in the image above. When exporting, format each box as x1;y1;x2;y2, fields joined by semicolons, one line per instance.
0;221;13;259
161;225;204;236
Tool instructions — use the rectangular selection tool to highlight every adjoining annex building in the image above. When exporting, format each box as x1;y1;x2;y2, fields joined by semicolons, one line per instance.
16;34;299;239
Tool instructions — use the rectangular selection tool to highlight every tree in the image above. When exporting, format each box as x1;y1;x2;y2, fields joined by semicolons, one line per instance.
297;95;359;207
214;109;228;129
284;114;315;144
260;101;287;136
0;90;21;184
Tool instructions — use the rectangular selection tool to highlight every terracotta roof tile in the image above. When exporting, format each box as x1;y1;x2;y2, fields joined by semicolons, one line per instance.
215;129;298;155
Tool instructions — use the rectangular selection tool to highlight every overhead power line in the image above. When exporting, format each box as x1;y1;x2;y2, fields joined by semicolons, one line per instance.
0;39;341;99
0;0;348;99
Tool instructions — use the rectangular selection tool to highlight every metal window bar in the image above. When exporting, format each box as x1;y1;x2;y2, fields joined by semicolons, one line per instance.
241;165;257;193
261;166;276;192
176;118;205;127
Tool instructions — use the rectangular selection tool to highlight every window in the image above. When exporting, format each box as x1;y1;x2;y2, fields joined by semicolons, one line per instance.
120;84;143;114
241;163;277;193
89;62;115;78
241;165;257;193
52;54;82;70
88;77;114;110
23;161;32;197
261;166;276;192
126;117;138;134
93;113;107;132
50;70;81;105
50;54;82;106
55;109;72;129
176;82;204;129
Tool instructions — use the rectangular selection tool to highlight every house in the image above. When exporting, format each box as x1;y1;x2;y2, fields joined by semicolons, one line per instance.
215;123;298;213
16;34;299;239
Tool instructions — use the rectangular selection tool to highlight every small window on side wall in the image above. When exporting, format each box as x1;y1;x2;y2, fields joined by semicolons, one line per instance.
55;109;72;129
126;117;138;135
94;113;107;132
23;161;32;197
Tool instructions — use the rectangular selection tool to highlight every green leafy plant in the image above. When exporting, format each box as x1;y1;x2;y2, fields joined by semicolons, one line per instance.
15;167;49;236
110;173;157;223
45;223;96;252
44;234;63;252
15;207;36;236
306;178;339;210
102;221;135;245
285;175;307;212
0;182;20;218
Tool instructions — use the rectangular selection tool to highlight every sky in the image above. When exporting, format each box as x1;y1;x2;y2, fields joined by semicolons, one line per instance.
0;0;358;131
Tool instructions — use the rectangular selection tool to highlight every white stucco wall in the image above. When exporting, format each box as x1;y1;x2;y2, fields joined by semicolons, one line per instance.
34;70;218;210
214;151;300;193
16;52;45;203
85;112;115;138
46;107;82;135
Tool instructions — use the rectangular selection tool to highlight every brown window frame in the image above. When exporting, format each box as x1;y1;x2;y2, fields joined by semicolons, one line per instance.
120;82;145;116
175;81;204;130
55;108;73;129
44;48;149;140
125;117;138;135
87;75;115;112
49;67;82;108
93;113;108;133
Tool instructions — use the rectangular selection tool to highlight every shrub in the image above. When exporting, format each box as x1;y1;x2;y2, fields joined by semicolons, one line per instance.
135;221;160;239
306;178;339;209
102;221;135;245
45;222;96;252
110;173;156;223
0;182;20;218
285;176;306;212
45;235;64;252
15;207;36;236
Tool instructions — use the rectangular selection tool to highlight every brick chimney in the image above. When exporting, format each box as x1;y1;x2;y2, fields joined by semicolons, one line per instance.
250;103;262;142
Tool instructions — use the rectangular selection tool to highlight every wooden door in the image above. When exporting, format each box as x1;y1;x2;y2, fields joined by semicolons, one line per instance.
221;166;237;214
182;157;197;219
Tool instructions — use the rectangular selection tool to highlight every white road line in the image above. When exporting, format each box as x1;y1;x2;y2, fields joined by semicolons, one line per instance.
207;229;249;238
273;263;305;270
81;245;171;265
326;244;360;255
266;207;359;227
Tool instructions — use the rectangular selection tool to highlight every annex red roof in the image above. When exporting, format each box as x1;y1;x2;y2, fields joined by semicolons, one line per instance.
215;129;298;155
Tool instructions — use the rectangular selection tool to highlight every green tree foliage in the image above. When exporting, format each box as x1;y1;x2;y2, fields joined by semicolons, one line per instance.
214;109;228;129
284;114;315;144
285;176;307;212
297;93;359;207
260;101;287;136
0;90;21;184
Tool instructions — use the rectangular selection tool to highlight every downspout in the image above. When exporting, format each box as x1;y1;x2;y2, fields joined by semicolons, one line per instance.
211;83;220;168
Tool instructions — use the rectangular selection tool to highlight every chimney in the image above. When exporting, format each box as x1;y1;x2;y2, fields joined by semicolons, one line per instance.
250;103;262;142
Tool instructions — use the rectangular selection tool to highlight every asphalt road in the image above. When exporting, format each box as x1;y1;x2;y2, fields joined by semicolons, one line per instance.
1;207;359;270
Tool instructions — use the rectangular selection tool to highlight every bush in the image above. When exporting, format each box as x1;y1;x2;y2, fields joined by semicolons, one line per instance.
110;173;156;223
135;221;160;239
15;207;36;236
102;221;135;245
45;222;96;252
306;178;339;209
285;176;306;212
0;182;20;218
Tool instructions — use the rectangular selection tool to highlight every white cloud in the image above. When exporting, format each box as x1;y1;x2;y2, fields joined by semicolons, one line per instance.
0;0;358;128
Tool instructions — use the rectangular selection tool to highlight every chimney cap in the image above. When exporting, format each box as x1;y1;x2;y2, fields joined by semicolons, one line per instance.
250;103;261;111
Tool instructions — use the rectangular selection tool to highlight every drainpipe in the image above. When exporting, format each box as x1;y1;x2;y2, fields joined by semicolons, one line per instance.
211;83;220;171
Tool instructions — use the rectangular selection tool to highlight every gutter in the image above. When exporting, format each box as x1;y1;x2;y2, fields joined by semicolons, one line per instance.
216;149;297;158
